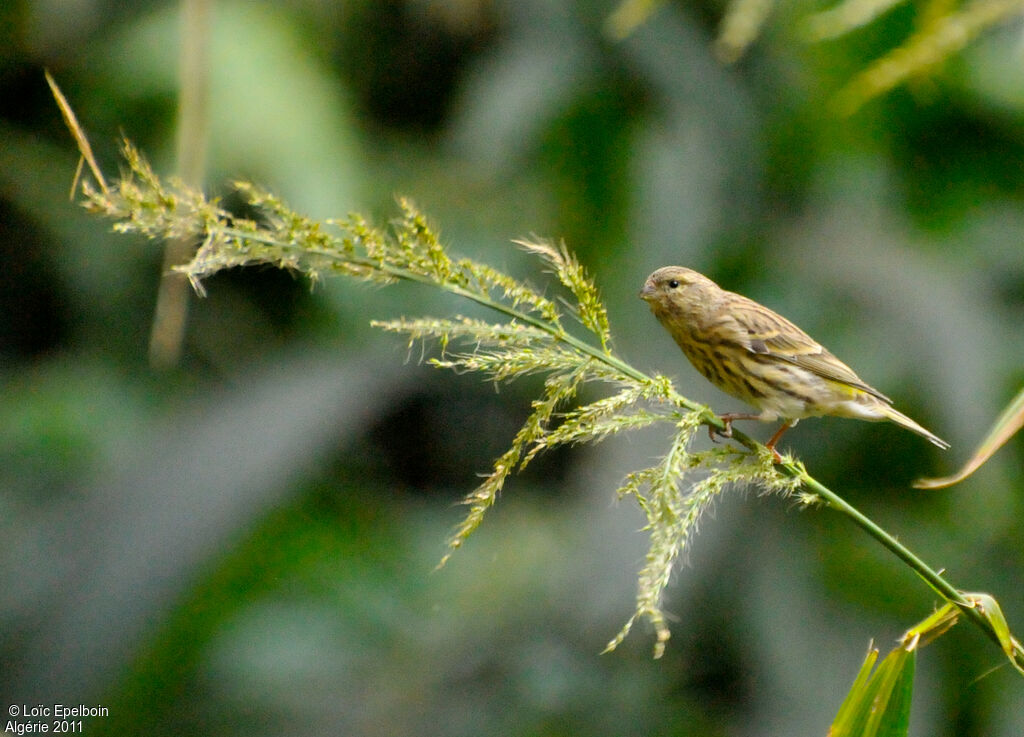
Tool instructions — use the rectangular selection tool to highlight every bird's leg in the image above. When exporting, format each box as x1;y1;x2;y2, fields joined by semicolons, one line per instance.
764;421;794;463
709;412;762;443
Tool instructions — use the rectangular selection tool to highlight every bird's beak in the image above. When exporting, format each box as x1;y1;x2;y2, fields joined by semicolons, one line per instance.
639;280;656;301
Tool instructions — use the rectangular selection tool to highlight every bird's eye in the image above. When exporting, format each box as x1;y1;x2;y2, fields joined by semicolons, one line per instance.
667;279;680;289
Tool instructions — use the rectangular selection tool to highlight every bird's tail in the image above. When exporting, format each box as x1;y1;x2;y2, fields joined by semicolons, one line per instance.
881;405;950;450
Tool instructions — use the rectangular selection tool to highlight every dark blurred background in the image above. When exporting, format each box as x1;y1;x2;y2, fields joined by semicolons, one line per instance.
1;0;1022;734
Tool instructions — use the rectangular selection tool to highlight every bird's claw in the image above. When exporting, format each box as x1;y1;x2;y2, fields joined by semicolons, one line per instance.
708;418;734;443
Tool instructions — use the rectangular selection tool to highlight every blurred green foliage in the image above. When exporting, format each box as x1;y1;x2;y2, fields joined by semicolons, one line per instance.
1;0;1022;735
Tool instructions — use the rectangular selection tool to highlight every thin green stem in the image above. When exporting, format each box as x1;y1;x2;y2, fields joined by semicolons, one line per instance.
796;469;1023;667
799;473;966;602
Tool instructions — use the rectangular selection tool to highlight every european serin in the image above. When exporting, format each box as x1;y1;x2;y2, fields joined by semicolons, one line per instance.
640;266;949;454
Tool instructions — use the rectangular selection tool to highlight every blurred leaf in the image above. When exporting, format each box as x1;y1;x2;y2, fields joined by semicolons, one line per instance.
86;0;363;217
3;349;413;703
450;17;592;173
831;0;1024;115
804;0;909;41
618;9;759;276
959;23;1024;112
915;385;1024;488
715;0;777;62
605;0;665;39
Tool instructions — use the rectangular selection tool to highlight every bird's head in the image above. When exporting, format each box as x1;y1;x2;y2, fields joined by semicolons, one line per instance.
639;266;718;318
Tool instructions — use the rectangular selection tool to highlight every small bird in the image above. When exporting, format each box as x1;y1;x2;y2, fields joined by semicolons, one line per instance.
639;266;949;456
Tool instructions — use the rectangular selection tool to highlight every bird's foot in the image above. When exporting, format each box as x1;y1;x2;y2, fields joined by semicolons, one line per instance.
708;419;733;443
709;412;760;443
764;421;794;464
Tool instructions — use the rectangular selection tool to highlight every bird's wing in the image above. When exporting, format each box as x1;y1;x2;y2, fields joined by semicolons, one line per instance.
724;297;892;404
